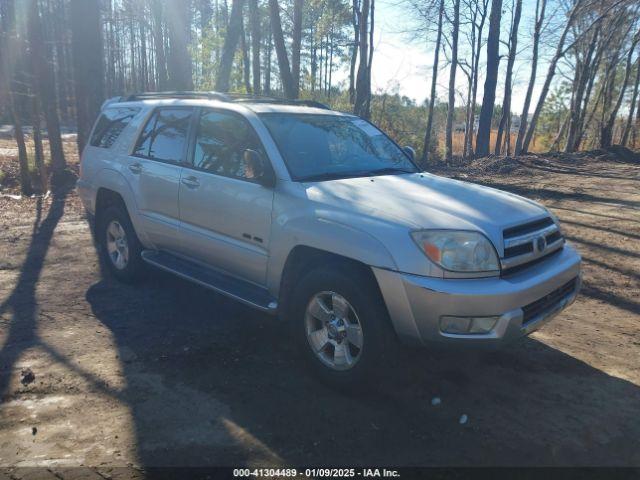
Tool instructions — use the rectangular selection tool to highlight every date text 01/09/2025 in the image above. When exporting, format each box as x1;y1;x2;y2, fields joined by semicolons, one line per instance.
232;468;401;477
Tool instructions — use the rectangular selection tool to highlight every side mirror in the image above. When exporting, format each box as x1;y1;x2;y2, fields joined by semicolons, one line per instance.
403;146;416;161
243;149;276;188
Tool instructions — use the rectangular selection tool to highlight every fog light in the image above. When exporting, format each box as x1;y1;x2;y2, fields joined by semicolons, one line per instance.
439;316;471;334
469;316;499;334
440;316;499;334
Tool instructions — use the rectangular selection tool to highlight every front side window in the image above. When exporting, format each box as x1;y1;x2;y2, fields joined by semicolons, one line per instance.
259;113;417;181
192;110;265;181
134;108;193;163
90;107;139;148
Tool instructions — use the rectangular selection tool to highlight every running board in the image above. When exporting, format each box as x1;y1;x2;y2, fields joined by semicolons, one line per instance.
141;250;278;314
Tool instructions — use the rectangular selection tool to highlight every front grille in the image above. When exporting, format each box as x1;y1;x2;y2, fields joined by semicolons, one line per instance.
501;217;564;276
522;278;578;324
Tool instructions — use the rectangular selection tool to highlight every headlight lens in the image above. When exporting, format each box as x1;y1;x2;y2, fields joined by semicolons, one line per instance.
411;230;499;273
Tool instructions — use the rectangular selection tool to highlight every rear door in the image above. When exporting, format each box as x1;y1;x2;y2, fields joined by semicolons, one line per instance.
125;106;194;250
177;108;275;285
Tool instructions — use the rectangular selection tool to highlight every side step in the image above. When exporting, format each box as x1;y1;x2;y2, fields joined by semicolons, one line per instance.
141;250;278;314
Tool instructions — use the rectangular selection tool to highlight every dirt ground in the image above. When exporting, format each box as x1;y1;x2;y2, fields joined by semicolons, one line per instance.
0;140;639;476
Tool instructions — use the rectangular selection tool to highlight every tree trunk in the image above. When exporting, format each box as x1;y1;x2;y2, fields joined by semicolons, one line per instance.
495;0;521;155
265;27;272;94
622;55;640;146
349;0;360;104
564;26;601;152
240;17;252;92
601;30;640;148
0;0;32;195
27;0;67;175
269;0;297;98
249;0;261;94
353;0;371;118
522;1;581;153
31;95;48;193
152;0;168;90
464;0;488;158
445;0;461;162
291;0;303;97
421;0;444;163
165;0;193;90
215;0;246;92
514;0;545;155
70;0;104;154
475;0;503;157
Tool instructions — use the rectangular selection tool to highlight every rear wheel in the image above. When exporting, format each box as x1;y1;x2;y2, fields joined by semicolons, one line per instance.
98;205;144;282
291;263;395;390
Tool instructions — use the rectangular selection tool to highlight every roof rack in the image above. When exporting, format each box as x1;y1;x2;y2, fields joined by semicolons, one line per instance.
124;91;231;102
119;91;331;110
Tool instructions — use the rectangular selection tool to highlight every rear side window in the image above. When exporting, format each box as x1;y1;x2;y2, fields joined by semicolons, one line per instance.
133;108;193;163
90;107;139;148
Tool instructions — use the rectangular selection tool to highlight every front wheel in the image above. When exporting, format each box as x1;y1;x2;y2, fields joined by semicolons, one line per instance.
291;264;396;390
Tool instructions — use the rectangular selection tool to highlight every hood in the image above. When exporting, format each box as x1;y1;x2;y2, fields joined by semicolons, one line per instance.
304;172;548;247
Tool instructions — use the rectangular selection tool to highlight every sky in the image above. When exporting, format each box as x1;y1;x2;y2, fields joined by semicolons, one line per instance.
346;0;554;113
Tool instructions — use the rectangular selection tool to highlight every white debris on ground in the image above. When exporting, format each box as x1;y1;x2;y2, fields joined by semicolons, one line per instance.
0;147;18;156
431;397;441;406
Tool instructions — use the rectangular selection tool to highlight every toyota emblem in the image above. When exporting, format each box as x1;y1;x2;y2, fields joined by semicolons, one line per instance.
535;235;547;253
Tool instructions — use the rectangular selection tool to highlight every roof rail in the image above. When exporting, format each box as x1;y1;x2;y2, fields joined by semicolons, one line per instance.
124;91;231;102
230;95;331;110
120;91;331;110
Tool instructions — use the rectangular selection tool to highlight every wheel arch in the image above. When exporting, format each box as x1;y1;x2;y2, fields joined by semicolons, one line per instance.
93;168;149;246
277;245;389;325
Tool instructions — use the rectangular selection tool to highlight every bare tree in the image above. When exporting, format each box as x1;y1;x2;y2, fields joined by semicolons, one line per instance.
349;0;360;104
422;0;445;163
514;0;546;155
622;49;640;146
445;0;461;162
165;0;193;90
601;28;640;147
495;0;522;155
215;0;246;92
70;0;104;153
27;0;67;175
462;0;488;158
0;0;32;194
269;0;297;98
151;0;168;90
354;0;374;118
291;0;303;96
475;0;502;156
249;0;261;94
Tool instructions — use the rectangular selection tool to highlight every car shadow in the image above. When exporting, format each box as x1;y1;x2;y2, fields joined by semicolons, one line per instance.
84;270;640;467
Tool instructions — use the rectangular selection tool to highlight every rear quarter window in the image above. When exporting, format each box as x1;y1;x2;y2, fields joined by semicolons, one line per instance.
90;107;140;148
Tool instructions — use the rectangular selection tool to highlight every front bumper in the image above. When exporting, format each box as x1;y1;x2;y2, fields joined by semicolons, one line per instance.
373;244;582;347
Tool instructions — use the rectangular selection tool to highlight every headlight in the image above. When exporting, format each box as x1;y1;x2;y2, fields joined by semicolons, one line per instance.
410;230;499;273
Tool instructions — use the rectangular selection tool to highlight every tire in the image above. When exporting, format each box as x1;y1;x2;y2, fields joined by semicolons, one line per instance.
290;262;396;390
97;205;145;282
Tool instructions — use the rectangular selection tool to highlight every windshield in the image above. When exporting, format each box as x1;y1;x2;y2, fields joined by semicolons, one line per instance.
259;113;418;181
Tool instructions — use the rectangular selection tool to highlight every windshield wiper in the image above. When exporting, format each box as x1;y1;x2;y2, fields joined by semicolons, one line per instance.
298;167;415;182
297;171;373;182
367;167;416;177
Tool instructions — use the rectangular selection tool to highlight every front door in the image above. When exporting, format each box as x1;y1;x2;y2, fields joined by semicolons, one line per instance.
125;107;194;250
178;108;274;286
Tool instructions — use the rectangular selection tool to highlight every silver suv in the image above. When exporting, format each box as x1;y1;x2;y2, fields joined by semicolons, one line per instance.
77;92;582;387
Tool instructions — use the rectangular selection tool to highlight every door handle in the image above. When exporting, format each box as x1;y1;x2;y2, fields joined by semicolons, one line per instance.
181;176;200;189
129;163;142;174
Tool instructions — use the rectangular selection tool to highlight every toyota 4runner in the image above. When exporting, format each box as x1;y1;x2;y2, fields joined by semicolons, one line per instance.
77;92;582;387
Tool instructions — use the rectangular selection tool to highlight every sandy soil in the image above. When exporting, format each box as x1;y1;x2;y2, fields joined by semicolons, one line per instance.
0;141;639;476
